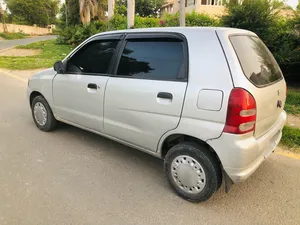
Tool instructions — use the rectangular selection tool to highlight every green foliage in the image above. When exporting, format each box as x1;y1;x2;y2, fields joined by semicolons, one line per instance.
285;89;300;115
57;20;107;45
0;32;28;40
186;11;220;27
160;13;179;26
135;16;160;28
115;0;165;17
0;40;72;70
114;0;127;16
107;14;127;30
5;0;59;26
221;0;281;43
159;12;220;27
58;12;220;45
58;0;81;27
135;0;165;17
281;126;300;151
221;0;300;77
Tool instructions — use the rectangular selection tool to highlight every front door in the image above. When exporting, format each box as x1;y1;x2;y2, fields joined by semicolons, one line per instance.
53;35;121;133
104;33;188;151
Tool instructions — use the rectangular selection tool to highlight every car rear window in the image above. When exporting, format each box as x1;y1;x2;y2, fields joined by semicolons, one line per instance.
230;35;283;87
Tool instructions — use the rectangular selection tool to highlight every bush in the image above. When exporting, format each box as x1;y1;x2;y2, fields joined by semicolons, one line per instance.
160;13;179;27
57;20;106;46
135;16;160;28
159;12;219;27
186;11;219;27
58;12;220;45
107;14;127;30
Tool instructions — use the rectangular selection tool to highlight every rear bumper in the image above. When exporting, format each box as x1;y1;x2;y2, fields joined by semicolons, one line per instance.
207;111;286;183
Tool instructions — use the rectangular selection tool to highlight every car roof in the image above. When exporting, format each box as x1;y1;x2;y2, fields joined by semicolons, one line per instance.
94;27;251;37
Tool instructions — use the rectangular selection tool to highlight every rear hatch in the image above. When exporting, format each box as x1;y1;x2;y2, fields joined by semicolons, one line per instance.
228;34;286;138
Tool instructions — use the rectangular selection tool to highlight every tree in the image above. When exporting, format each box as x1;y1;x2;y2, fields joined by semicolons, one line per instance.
221;0;284;47
79;0;107;25
221;0;300;77
115;0;165;17
5;0;59;26
297;0;300;12
59;0;80;27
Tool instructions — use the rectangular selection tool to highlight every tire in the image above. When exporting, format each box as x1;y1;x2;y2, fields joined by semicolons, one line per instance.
164;142;222;202
31;95;57;132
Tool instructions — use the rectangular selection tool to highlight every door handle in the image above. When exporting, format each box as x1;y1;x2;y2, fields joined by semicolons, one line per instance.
157;92;173;100
87;83;97;89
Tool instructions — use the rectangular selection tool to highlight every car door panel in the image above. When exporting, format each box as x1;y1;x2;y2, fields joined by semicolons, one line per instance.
53;35;122;134
104;33;188;152
53;74;109;133
104;78;187;151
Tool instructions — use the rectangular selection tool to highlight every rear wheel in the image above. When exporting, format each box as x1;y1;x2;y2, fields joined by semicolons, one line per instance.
164;142;222;202
31;95;57;132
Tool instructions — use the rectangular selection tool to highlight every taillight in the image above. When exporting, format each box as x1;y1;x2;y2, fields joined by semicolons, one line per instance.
223;88;256;134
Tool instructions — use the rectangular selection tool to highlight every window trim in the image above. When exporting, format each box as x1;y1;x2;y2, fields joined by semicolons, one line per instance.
63;33;124;76
229;34;283;88
111;32;189;82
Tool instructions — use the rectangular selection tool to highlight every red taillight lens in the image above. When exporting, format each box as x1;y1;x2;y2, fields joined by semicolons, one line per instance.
223;88;256;134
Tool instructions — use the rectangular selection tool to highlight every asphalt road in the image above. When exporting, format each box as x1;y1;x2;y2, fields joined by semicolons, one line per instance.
0;71;300;225
0;36;57;50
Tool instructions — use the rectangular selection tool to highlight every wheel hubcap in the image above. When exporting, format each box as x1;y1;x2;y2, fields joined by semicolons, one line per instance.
171;155;206;194
34;102;47;126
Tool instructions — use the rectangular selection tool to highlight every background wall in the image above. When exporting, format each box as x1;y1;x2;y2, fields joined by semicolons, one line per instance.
0;23;52;35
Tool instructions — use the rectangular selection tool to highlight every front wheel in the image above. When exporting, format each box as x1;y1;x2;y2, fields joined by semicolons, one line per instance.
31;95;57;132
164;142;222;202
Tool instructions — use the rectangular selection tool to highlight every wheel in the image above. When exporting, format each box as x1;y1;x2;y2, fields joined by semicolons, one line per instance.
31;95;57;132
164;142;222;202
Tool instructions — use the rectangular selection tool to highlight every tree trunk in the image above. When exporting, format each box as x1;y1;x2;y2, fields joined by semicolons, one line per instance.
85;5;91;25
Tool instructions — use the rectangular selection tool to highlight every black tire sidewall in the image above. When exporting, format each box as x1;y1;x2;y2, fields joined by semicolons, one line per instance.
164;143;220;202
31;96;56;132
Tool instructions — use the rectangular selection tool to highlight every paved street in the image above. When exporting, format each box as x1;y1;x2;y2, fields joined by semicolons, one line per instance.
0;70;300;225
0;36;57;50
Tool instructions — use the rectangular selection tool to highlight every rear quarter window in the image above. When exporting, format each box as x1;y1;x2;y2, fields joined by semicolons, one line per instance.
230;35;283;87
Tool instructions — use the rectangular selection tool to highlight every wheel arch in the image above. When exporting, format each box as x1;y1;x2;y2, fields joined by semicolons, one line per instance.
30;91;44;106
159;133;222;166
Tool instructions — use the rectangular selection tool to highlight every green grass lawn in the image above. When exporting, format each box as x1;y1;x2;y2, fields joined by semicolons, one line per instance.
285;89;300;116
0;32;29;40
0;40;73;70
282;88;300;153
281;126;300;152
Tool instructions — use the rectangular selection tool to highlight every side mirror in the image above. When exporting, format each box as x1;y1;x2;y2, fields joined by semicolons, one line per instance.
54;61;65;74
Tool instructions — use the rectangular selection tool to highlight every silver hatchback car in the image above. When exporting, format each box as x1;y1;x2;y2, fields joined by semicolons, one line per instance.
28;27;286;202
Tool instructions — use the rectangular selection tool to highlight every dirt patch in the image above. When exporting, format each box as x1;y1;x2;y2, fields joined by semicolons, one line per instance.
0;48;41;56
287;114;300;129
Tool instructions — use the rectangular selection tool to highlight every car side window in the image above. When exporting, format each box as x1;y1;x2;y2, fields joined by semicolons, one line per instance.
66;40;119;74
116;38;184;81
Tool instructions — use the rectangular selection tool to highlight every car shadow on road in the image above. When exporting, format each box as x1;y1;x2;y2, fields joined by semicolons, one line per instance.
53;123;300;217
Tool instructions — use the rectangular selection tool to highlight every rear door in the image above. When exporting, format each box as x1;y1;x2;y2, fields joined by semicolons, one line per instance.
217;30;286;138
103;33;188;152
